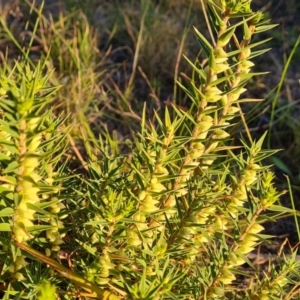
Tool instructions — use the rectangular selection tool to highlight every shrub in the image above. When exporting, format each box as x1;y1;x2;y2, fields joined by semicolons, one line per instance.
0;0;299;299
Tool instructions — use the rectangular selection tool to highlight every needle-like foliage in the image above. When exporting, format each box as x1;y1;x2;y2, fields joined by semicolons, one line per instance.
0;1;299;299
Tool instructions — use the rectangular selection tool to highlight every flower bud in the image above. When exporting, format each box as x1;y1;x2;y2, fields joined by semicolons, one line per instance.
45;248;52;257
155;165;169;176
14;256;27;271
214;47;228;63
209;286;224;297
248;223;264;235
218;268;236;284
14;272;25;281
27;135;41;152
214;129;230;139
205;86;223;102
243;169;257;186
241;47;251;59
51;245;61;252
213;63;230;74
138;190;147;201
150;182;166;193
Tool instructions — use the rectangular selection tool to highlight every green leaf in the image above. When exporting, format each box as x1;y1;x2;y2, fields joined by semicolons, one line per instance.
0;100;16;114
207;2;223;32
26;225;54;233
0;223;12;231
193;26;213;58
4;161;19;174
229;13;253;18
243;19;251;40
268;205;295;213
0;139;18;154
0;120;19;137
26;203;54;216
0;207;14;217
0;153;11;161
218;26;235;46
176;81;201;107
227;38;272;57
253;24;278;34
249;48;271;59
208;50;217;69
239;71;269;80
182;54;207;81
